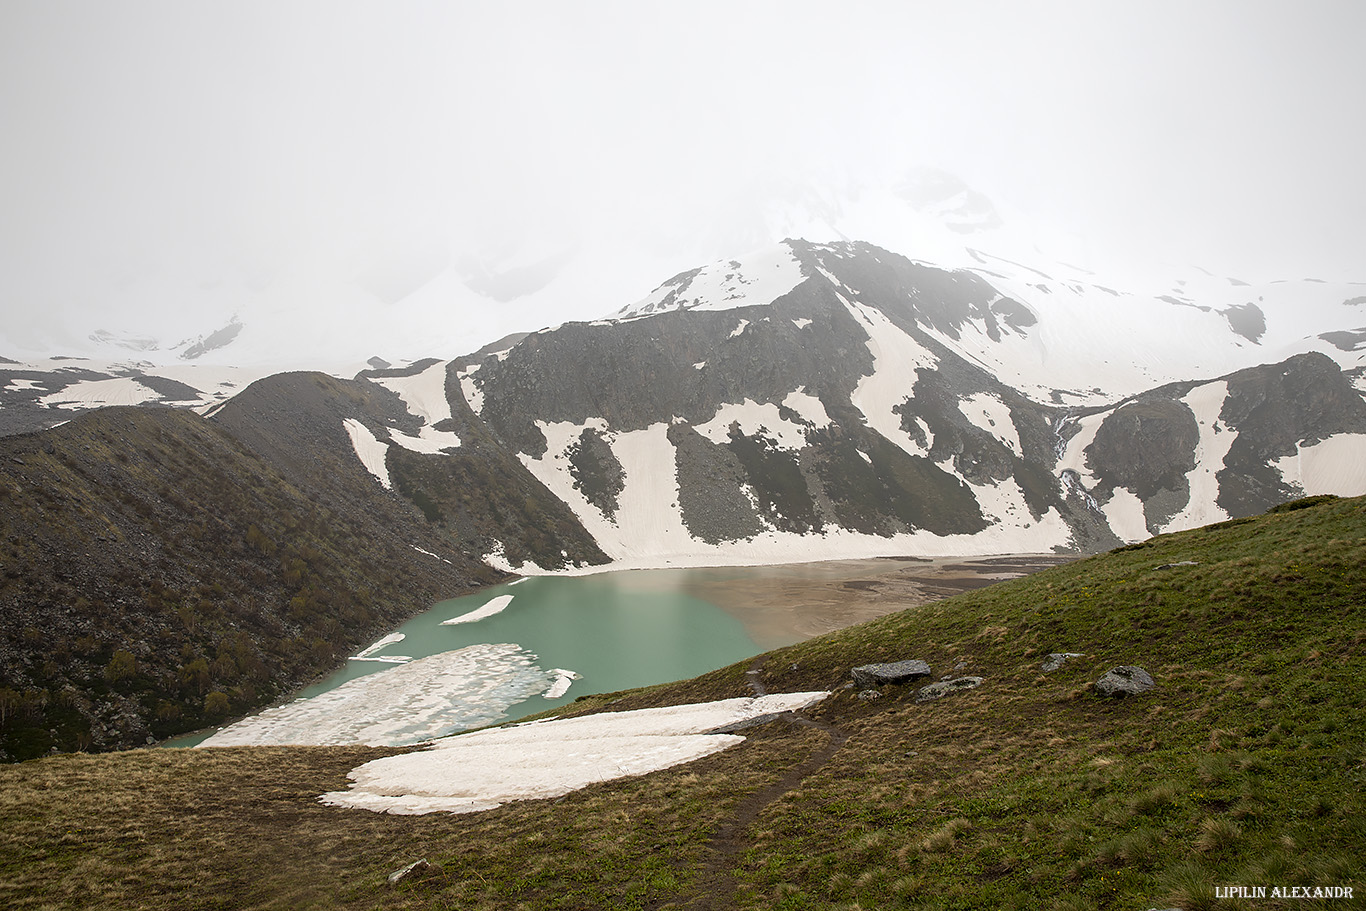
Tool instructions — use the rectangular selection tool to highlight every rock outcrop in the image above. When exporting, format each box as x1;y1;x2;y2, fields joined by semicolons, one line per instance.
851;660;932;688
1041;653;1084;672
1094;665;1155;697
916;676;984;702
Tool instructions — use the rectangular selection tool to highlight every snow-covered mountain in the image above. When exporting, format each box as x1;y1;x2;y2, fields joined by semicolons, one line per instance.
5;168;1365;568
324;238;1365;571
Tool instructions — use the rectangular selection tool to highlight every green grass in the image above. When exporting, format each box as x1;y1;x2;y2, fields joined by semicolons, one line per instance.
1;495;1363;909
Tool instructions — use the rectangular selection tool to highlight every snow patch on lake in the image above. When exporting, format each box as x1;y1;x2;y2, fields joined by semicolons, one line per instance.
320;691;829;815
440;594;514;625
198;644;553;747
543;669;581;699
354;633;406;660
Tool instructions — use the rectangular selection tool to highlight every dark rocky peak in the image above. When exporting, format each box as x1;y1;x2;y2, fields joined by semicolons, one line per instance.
796;240;1036;343
466;279;874;457
179;316;243;360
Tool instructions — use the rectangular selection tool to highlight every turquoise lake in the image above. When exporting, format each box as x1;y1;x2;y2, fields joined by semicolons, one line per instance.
172;567;770;746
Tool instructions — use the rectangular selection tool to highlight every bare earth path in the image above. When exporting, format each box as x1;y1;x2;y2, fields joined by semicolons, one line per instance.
687;656;848;910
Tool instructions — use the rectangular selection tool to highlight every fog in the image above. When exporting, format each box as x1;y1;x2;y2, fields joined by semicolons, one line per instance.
3;1;1364;362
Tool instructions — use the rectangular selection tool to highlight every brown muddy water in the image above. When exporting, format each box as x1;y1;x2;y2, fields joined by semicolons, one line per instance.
666;554;1078;648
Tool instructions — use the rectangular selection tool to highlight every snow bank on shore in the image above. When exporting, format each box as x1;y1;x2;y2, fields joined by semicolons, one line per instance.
320;691;828;815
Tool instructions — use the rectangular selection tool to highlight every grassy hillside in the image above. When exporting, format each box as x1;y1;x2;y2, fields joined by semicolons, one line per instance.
1;495;1362;909
0;404;485;760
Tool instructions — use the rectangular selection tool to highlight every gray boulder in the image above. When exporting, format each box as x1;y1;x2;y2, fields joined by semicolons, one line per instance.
916;676;984;702
851;660;932;688
1094;665;1155;697
1042;652;1085;672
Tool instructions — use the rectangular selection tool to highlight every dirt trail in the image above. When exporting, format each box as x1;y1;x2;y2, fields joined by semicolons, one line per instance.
687;657;847;910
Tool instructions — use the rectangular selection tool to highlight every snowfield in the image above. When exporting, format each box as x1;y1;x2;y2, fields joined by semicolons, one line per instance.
319;691;829;815
1275;433;1366;497
39;376;163;409
372;359;462;452
613;244;805;320
694;397;823;451
515;408;1080;572
1162;381;1234;532
841;292;940;458
343;419;392;489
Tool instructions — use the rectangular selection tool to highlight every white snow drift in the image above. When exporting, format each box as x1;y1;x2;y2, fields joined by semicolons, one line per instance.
1275;433;1366;496
342;418;392;489
320;691;829;815
372;359;462;453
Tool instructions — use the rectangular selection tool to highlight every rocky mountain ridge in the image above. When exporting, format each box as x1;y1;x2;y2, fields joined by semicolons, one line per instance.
3;235;1365;759
442;239;1366;568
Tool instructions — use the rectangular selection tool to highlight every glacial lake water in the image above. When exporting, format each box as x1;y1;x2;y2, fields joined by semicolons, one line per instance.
173;555;1057;748
171;567;771;747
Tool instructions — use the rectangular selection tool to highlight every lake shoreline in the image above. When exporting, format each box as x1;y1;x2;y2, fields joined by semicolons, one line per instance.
170;553;1075;748
676;554;1079;648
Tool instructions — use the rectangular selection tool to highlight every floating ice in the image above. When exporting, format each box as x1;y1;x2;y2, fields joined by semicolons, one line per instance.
543;668;581;699
353;632;406;659
197;643;552;747
440;594;514;625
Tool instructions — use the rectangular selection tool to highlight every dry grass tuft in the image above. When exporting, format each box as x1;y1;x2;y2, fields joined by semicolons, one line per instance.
919;818;971;853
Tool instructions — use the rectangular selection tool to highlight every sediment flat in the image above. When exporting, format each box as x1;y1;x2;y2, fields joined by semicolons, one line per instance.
678;554;1077;648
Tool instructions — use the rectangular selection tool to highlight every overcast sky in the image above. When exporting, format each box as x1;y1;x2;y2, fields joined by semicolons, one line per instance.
2;1;1364;358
